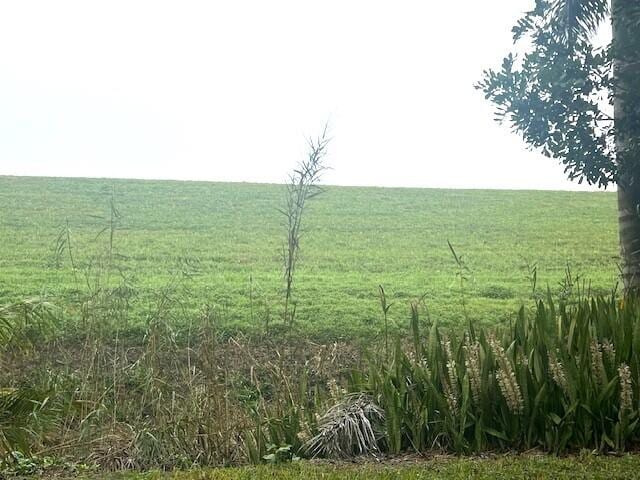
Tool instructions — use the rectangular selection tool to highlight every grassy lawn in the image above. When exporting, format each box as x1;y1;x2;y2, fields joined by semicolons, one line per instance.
0;176;618;336
89;455;640;479
1;177;635;477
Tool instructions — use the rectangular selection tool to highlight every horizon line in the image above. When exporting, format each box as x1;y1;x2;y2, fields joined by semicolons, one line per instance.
0;173;612;194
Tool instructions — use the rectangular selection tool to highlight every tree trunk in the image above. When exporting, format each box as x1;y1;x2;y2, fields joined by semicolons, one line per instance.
612;0;640;293
618;187;640;291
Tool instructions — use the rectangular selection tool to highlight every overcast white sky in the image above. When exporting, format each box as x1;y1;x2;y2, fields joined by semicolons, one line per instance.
0;1;607;190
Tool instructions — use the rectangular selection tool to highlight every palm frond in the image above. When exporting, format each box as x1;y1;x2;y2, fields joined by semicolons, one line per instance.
550;0;609;42
0;388;56;456
513;0;608;44
303;393;384;459
0;298;58;347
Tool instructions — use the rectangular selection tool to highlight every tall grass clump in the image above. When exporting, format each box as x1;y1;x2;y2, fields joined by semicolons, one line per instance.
280;126;330;330
341;293;640;456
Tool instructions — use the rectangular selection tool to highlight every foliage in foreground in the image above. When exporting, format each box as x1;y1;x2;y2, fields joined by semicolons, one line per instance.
3;292;640;472
249;293;640;460
350;294;640;455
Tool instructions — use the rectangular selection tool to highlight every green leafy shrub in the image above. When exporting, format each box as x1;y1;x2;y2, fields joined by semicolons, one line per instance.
347;293;640;454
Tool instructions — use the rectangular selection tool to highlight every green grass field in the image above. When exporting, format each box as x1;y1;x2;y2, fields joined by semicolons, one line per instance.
0;176;620;336
90;455;640;479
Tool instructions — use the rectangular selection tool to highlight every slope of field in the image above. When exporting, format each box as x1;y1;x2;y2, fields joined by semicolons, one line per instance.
0;176;618;335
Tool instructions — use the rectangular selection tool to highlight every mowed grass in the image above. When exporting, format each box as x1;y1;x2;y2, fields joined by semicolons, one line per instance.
94;455;640;480
0;176;619;336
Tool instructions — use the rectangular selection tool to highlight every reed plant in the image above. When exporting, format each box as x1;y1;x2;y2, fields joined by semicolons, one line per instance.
280;126;330;330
